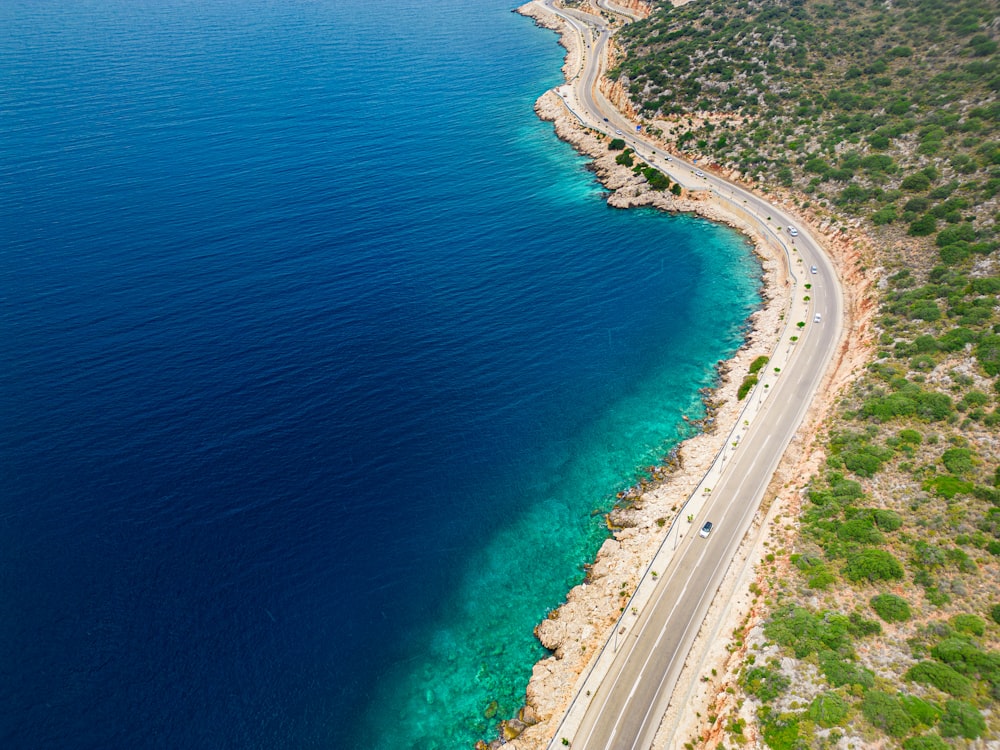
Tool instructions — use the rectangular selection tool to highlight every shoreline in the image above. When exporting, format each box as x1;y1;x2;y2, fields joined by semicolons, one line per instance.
484;3;877;748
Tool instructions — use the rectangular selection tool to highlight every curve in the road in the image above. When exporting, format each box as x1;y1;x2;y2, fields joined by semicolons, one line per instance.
534;3;846;749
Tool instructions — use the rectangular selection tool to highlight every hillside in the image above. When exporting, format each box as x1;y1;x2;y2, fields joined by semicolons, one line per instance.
607;0;1000;748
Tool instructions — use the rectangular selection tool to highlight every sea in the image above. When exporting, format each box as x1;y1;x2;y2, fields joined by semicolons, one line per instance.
0;0;762;747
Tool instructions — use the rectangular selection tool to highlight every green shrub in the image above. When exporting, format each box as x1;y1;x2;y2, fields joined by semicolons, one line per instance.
976;335;1000;376
901;172;931;191
908;299;941;320
832;477;864;499
841;444;894;476
861;690;915;737
931;637;985;675
642;166;670;190
848;611;882;637
862;154;896;172
766;606;853;658
990;604;1000;625
899;694;941;727
760;712;802;750
912;334;938;353
808;568;838;589
970;278;1000;294
937;327;976;352
941;448;976;476
861;384;953;422
958;391;989;412
805;156;830;174
749;355;769;374
741;665;789;702
808;692;848;727
899;428;923;445
910;214;937;236
950;613;985;636
906;661;973;697
939;699;985;739
844;549;905;583
737;374;758;400
837;518;884;544
912;540;947;568
820;651;875;688
872;206;898;224
872;509;902;531
936;223;977;247
939;243;972;265
902;734;948;750
923;475;974;499
608;138;626;151
615;149;634;167
871;593;912;622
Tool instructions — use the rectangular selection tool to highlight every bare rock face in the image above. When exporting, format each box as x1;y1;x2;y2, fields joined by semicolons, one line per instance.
600;77;638;119
534;616;568;656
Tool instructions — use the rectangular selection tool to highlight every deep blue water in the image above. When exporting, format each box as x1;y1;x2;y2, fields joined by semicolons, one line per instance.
0;0;761;747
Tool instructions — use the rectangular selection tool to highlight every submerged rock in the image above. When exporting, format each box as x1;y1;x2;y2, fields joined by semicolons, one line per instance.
502;718;527;740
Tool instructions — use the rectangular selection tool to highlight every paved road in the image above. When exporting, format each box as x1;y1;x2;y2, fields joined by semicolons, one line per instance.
535;2;845;748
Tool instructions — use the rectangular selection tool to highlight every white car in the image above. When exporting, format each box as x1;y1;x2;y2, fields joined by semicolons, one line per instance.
811;265;817;274
694;170;705;177
814;313;822;323
615;129;622;135
699;521;713;538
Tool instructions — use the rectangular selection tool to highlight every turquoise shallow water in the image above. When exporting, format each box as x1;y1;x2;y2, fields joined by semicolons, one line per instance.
0;0;760;747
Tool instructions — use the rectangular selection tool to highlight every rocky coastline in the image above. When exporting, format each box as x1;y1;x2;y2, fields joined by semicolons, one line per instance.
474;4;875;749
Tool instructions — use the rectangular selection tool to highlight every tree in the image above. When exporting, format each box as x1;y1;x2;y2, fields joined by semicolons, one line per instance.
642;166;670;190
